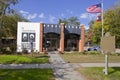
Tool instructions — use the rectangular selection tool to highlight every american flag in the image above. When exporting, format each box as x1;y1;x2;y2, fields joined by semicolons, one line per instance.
86;3;101;13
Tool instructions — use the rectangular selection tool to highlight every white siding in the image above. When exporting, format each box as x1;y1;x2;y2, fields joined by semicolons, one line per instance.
17;22;40;52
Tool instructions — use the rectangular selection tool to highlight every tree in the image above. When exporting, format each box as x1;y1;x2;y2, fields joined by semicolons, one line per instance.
58;17;80;26
0;0;19;15
58;18;68;25
0;11;28;53
85;21;95;46
68;17;80;26
104;5;120;47
86;2;120;47
0;0;20;28
0;13;28;38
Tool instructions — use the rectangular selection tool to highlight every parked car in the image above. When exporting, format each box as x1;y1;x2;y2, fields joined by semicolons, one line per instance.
87;46;100;51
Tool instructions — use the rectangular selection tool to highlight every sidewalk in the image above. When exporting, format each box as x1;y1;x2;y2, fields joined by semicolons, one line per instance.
69;63;120;68
0;62;120;69
49;51;84;80
0;63;52;69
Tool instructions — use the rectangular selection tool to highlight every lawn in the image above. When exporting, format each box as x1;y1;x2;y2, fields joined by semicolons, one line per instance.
0;54;49;64
61;52;120;63
0;69;54;80
77;67;120;80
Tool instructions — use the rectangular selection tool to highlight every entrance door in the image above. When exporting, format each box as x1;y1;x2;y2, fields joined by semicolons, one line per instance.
45;38;59;51
65;34;79;51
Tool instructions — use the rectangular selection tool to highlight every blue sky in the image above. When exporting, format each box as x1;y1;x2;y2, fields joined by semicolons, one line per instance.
12;0;118;29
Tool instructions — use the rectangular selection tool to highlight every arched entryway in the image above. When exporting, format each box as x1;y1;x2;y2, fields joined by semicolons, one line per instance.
43;33;60;51
65;34;80;51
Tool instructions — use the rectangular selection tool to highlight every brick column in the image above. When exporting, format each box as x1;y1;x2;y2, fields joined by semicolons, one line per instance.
39;23;43;52
79;25;85;52
59;23;65;52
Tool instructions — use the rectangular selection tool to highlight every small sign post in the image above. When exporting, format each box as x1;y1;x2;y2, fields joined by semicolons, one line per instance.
105;54;108;75
100;32;115;75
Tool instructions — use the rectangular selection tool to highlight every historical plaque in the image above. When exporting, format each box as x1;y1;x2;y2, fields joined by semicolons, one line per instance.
100;32;115;53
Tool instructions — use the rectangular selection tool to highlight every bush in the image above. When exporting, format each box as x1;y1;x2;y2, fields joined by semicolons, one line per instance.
22;48;28;54
9;44;17;53
87;51;100;55
0;44;17;54
0;47;11;54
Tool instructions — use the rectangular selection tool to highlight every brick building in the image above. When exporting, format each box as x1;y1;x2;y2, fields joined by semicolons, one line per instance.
17;22;84;52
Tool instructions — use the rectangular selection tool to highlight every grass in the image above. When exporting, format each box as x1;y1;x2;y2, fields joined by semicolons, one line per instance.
77;67;120;80
0;69;54;80
0;54;49;64
61;52;120;63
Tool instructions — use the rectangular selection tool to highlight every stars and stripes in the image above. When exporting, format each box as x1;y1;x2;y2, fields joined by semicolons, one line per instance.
86;3;101;13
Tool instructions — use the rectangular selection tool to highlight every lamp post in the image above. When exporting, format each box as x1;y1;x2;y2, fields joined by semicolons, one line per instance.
30;38;33;52
29;33;35;52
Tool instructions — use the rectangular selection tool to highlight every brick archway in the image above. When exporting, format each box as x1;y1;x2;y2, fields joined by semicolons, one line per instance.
39;23;84;52
43;33;60;51
64;34;80;51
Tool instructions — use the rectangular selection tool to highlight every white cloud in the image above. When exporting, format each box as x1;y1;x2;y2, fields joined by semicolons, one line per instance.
19;10;37;20
19;10;29;14
39;13;45;19
84;25;89;30
49;15;57;23
80;13;88;19
89;14;98;20
80;13;99;20
27;13;37;20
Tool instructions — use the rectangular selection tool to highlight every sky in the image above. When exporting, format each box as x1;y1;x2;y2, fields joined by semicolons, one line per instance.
12;0;118;29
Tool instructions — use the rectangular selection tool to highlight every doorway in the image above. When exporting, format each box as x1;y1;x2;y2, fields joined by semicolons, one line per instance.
43;33;60;51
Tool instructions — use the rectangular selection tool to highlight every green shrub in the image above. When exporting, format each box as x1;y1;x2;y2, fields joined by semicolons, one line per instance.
87;51;100;55
0;44;17;54
22;48;28;54
9;44;17;53
1;47;11;54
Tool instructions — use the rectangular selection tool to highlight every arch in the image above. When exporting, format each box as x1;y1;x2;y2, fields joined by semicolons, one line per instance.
43;32;60;51
65;33;80;51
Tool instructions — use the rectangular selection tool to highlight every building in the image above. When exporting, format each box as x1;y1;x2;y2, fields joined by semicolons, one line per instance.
17;22;84;52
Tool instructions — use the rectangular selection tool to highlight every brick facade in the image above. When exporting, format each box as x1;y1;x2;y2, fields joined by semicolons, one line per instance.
39;23;84;52
39;23;43;52
79;25;85;52
59;23;65;52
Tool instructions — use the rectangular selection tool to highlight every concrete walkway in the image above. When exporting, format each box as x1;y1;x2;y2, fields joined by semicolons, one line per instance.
1;62;120;69
0;63;52;69
49;51;84;80
69;63;120;68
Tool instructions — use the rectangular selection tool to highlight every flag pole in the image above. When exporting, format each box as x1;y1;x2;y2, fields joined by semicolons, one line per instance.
101;0;104;37
101;0;108;75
